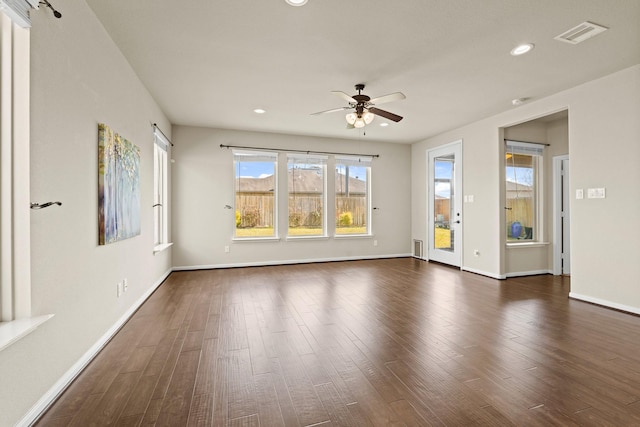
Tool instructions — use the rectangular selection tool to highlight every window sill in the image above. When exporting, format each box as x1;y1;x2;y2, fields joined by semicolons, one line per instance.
286;235;329;241
506;241;550;248
0;314;54;352
232;237;281;243
334;234;373;239
153;242;173;254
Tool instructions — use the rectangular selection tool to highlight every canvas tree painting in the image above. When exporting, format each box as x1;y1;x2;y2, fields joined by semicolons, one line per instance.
98;123;141;245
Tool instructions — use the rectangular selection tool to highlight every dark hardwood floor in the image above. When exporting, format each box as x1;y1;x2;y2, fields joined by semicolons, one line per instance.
36;258;640;426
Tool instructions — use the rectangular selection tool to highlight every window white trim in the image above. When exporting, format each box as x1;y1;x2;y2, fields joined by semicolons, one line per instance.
153;127;170;251
335;157;372;236
0;12;53;351
234;150;278;239
504;140;544;242
287;154;328;237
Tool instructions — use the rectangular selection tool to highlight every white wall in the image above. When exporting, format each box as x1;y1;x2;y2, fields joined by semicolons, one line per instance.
171;126;412;268
0;1;172;425
412;65;640;310
568;65;640;311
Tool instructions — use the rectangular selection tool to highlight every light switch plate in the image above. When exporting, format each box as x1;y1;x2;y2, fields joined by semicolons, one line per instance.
576;189;584;199
587;188;606;199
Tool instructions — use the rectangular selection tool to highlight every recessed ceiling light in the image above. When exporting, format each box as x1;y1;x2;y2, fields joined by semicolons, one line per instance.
380;123;389;127
253;108;266;114
285;0;308;6
510;43;534;56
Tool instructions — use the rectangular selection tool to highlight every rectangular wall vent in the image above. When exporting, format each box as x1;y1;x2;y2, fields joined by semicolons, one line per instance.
554;21;608;44
413;239;423;258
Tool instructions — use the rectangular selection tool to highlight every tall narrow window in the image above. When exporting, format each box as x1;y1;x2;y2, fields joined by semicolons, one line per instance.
234;151;277;238
1;12;31;324
288;154;327;237
335;156;371;235
505;140;544;241
153;128;170;249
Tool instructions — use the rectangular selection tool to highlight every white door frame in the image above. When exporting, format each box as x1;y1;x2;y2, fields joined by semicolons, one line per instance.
552;155;570;275
427;140;463;267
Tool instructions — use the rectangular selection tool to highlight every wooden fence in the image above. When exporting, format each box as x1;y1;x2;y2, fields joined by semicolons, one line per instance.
506;197;534;237
236;194;367;227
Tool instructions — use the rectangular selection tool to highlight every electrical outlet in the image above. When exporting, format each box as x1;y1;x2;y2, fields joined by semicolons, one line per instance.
474;249;480;257
373;240;378;247
123;278;128;292
224;245;230;253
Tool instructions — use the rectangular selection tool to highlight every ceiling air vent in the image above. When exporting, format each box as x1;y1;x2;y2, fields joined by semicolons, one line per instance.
554;21;608;44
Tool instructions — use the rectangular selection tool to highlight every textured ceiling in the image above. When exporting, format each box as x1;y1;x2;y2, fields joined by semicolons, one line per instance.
86;0;640;143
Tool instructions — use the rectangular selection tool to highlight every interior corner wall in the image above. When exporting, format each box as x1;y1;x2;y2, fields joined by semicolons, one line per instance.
171;126;412;268
0;1;172;425
568;65;640;311
411;64;640;308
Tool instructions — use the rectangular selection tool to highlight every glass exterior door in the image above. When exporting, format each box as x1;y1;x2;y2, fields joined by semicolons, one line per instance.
428;142;462;267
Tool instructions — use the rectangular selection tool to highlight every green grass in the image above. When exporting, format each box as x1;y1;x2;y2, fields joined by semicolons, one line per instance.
435;227;451;249
235;226;367;237
235;227;275;238
335;226;367;235
288;227;323;236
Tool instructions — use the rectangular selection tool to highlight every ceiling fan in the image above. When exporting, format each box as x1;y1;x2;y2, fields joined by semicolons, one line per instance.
311;84;405;128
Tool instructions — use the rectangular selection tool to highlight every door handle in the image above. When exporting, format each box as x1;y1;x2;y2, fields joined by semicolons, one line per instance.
454;220;461;224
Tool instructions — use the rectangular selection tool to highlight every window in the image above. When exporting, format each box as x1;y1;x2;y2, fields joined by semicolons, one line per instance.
153;127;170;249
234;151;277;238
0;12;53;350
505;140;544;241
288;155;327;237
335;156;371;235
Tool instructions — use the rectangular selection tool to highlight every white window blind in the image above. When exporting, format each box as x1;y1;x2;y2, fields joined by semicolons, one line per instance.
335;155;374;166
0;0;38;28
505;140;545;156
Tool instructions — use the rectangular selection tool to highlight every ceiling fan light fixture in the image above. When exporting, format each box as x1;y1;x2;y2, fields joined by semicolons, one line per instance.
363;111;375;124
285;0;308;6
353;118;366;128
345;112;357;125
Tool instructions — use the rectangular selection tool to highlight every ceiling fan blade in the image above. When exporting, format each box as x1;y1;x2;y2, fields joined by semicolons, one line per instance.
311;106;350;115
331;91;357;103
369;107;403;122
369;92;406;105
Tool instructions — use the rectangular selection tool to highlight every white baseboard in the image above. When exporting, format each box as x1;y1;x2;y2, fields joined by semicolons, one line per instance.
461;267;553;280
172;253;412;271
461;266;506;280
569;292;640;316
505;269;553;278
18;268;173;427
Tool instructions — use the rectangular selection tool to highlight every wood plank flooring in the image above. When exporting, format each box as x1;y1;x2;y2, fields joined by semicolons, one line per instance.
36;258;640;426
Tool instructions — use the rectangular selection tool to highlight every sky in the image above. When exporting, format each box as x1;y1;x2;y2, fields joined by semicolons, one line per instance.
236;160;531;195
237;161;366;181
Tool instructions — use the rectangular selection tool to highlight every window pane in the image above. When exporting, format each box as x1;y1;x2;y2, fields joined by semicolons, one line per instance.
288;156;325;236
235;153;276;238
153;142;167;246
506;152;536;241
434;156;454;249
335;162;369;235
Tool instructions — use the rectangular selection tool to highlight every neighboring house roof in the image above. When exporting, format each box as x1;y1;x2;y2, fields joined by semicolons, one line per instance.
236;169;366;194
